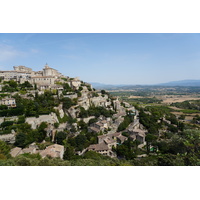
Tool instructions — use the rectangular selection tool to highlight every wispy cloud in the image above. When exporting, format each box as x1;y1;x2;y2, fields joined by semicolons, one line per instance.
0;44;41;62
0;44;25;61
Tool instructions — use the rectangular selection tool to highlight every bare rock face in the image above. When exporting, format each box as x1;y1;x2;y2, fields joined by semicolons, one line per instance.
82;116;95;123
59;108;65;119
63;93;78;99
54;104;65;119
68;106;79;118
78;98;90;110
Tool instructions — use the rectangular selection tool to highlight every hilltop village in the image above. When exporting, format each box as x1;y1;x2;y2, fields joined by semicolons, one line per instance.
0;65;147;162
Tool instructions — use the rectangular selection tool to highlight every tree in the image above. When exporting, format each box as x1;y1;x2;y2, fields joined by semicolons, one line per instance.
75;134;88;151
63;145;75;160
79;107;88;118
62;97;73;110
15;132;27;148
83;151;105;160
8;80;18;88
101;90;106;95
54;122;59;128
78;120;88;131
20;81;33;89
36;122;48;142
88;118;98;125
63;83;72;92
55;131;67;145
0;141;10;158
117;115;133;132
115;138;135;159
0;121;14;128
145;134;157;154
179;115;186;120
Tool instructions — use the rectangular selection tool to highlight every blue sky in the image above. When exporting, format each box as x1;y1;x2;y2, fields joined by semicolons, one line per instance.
0;33;200;85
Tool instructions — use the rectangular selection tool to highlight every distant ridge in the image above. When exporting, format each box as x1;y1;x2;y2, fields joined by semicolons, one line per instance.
90;82;127;89
90;80;200;90
158;80;200;86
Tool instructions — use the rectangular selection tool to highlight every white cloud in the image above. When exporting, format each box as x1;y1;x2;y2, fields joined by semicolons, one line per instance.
0;44;25;61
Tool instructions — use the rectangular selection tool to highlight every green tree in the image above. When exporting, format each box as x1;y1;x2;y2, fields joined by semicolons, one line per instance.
15;132;27;148
117;115;133;132
20;81;33;89
101;90;106;95
63;145;75;160
55;131;67;145
62;97;73;110
75;134;88;151
145;134;157;154
36;122;48;142
0;140;11;159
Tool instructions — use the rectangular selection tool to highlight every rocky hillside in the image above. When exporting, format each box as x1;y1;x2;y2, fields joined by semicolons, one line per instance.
0;72;146;162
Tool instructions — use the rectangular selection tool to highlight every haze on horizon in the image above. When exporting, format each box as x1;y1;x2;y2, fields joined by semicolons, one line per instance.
0;33;200;85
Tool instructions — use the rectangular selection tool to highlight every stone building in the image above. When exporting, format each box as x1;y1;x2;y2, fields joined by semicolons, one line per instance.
0;64;63;87
13;65;33;73
87;132;128;158
69;77;82;89
0;98;16;107
39;144;64;159
30;76;56;85
42;64;62;77
10;143;64;159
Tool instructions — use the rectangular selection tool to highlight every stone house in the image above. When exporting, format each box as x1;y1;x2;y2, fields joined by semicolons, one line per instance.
69;78;82;89
30;76;56;85
98;132;128;145
10;147;23;157
87;142;116;157
87;132;128;158
88;116;111;134
0;98;16;107
129;129;146;143
39;144;64;159
88;126;100;133
38;84;63;91
0;70;32;82
10;143;65;159
88;120;108;133
10;143;38;157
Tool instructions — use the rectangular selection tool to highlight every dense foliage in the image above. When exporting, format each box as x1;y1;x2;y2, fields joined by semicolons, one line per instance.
171;100;200;111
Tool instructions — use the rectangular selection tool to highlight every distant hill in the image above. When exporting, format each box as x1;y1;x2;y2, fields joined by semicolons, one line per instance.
158;80;200;87
90;82;127;90
90;80;200;89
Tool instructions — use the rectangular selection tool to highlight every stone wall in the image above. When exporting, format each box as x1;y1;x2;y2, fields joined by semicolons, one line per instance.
0;133;15;143
25;113;59;129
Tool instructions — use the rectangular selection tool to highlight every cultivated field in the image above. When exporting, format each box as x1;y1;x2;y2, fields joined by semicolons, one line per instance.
159;95;200;104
